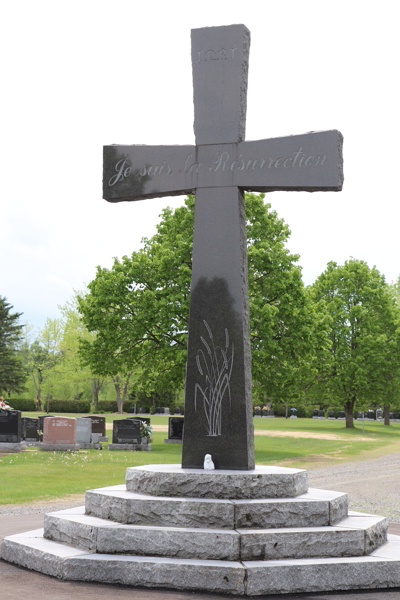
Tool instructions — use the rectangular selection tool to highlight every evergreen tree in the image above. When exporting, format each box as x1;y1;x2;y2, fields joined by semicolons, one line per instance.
0;297;27;394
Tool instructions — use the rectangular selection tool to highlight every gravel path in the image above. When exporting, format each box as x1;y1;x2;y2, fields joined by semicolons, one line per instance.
1;453;399;521
308;452;400;523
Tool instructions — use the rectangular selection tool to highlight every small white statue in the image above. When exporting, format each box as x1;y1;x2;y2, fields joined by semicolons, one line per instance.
204;454;215;470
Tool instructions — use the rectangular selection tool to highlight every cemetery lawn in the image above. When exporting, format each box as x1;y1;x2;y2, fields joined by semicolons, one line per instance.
1;415;399;505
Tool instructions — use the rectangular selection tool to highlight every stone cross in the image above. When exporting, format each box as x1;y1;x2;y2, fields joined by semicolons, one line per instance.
103;24;343;470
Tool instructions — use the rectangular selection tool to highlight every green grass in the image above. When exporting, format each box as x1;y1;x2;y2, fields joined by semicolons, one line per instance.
1;414;399;505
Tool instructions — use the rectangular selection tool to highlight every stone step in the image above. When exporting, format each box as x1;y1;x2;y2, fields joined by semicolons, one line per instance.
3;529;400;595
125;464;308;499
43;506;386;561
85;484;348;529
44;507;240;560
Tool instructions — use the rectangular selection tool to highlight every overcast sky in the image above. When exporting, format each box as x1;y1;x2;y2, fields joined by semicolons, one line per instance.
2;1;399;332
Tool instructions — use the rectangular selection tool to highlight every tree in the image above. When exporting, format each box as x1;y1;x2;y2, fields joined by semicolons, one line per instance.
56;298;106;409
0;297;27;394
310;260;400;428
391;275;400;305
78;194;328;404
27;318;63;409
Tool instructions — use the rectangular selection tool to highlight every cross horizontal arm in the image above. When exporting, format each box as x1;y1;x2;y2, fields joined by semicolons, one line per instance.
103;130;343;203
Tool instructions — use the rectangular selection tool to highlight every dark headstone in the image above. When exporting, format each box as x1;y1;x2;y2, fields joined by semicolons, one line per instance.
175;407;181;415
0;410;21;442
126;416;150;426
103;24;343;470
312;410;319;418
128;407;136;414
339;411;345;419
21;417;39;441
254;409;261;416
38;415;55;441
83;416;106;436
168;417;184;440
112;419;141;444
318;410;325;418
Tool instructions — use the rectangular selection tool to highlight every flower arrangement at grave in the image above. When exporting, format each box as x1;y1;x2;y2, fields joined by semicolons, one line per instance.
0;397;13;413
140;422;152;439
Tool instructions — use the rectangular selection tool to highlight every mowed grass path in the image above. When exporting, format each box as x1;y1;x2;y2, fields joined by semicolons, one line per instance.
1;414;399;505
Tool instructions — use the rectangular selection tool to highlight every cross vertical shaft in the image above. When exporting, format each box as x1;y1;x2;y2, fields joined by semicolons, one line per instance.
181;25;255;469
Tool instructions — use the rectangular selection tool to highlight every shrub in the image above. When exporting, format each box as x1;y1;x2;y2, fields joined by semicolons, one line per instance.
47;399;91;413
97;400;118;412
8;398;36;411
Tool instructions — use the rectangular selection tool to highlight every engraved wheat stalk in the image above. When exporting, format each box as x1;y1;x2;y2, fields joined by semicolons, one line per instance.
194;320;234;436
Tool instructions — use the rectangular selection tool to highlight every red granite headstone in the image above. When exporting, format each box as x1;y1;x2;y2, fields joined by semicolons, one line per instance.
43;417;76;444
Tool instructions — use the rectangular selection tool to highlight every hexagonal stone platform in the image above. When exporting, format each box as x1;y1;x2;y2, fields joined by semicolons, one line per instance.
2;468;400;596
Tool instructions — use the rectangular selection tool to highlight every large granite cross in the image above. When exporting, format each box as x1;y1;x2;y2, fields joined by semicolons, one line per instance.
103;24;343;470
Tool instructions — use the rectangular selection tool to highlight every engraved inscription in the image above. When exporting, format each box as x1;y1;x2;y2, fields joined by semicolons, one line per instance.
108;148;327;187
108;158;131;187
195;48;237;63
208;149;327;173
179;154;202;174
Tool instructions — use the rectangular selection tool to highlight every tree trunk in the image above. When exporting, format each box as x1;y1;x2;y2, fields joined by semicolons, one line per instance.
114;376;123;413
344;398;355;428
33;374;41;410
384;404;390;426
122;373;132;406
92;379;102;412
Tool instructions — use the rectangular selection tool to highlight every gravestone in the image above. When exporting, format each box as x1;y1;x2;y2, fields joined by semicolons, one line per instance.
38;415;55;441
126;416;151;426
254;408;261;417
164;417;184;444
76;417;92;445
43;417;76;444
312;410;319;419
83;415;106;437
112;419;141;444
21;417;39;441
175;407;181;415
318;410;325;419
103;24;343;469
0;410;21;442
338;411;345;420
328;410;335;420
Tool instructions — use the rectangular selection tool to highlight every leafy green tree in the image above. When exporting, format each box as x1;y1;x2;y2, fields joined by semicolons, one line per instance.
55;299;106;408
310;260;400;428
27;318;63;409
78;194;329;405
0;297;27;394
391;275;400;305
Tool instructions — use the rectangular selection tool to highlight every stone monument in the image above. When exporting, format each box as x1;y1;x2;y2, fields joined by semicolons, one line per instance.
103;24;343;470
2;25;400;596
